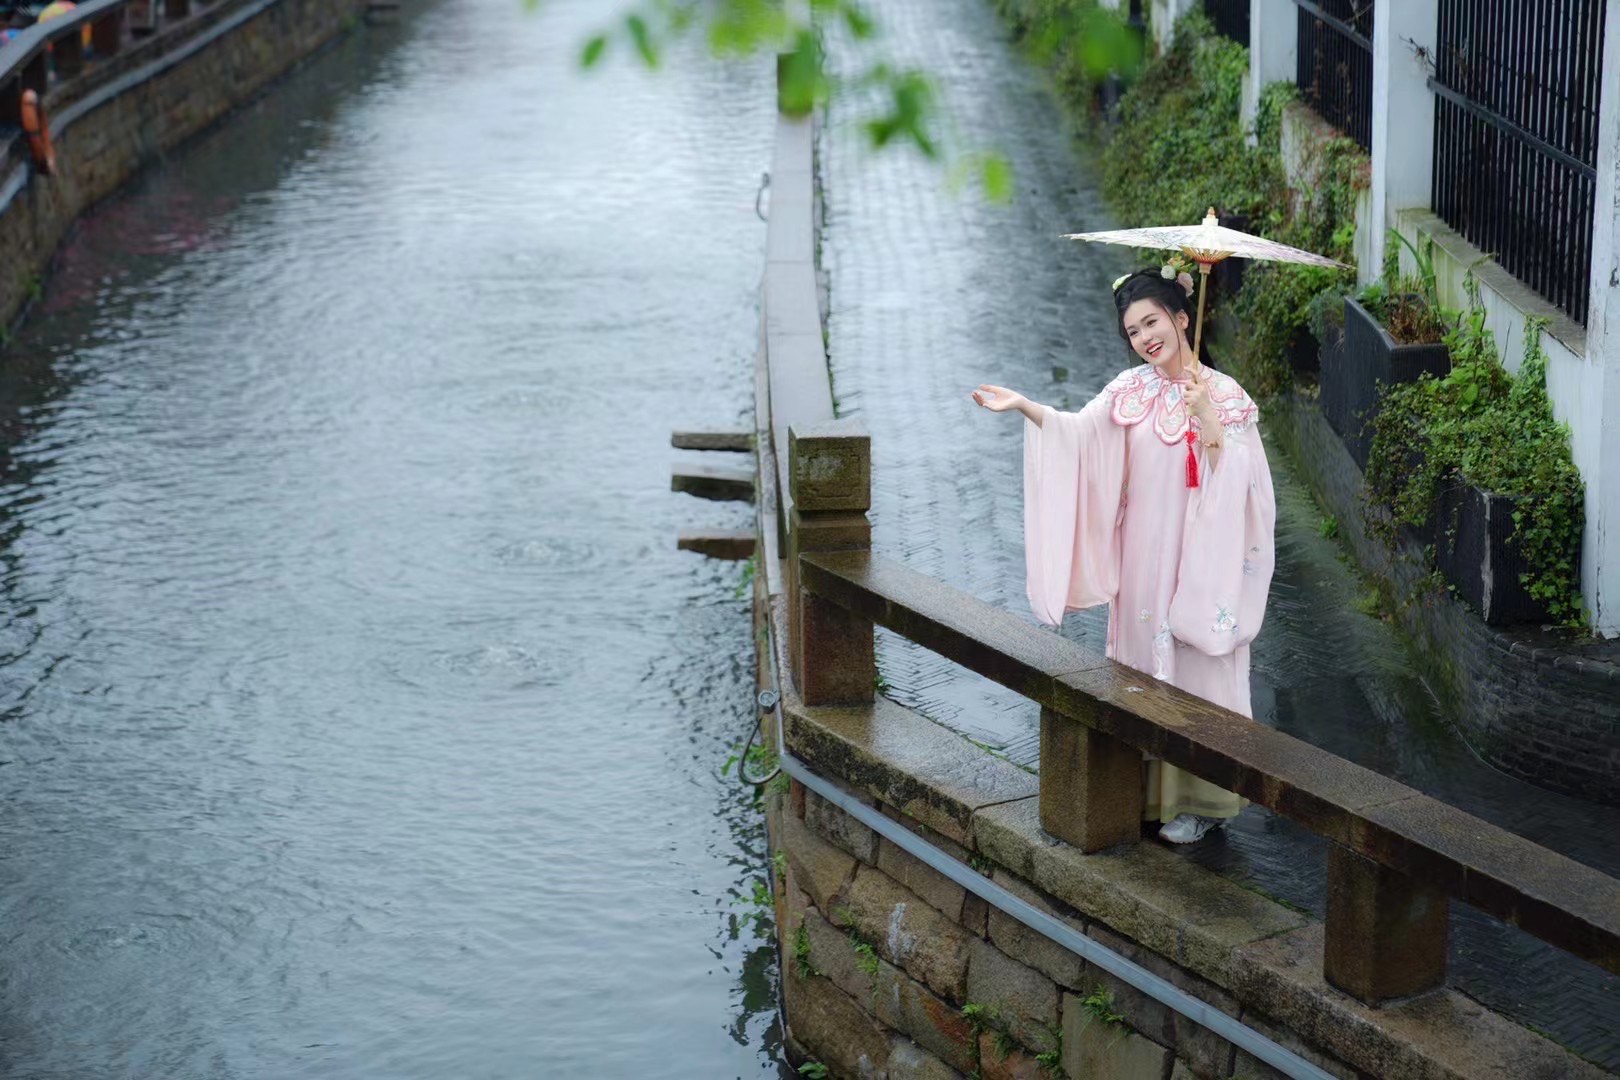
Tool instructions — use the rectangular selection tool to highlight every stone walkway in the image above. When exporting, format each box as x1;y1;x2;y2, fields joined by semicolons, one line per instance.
819;0;1619;1067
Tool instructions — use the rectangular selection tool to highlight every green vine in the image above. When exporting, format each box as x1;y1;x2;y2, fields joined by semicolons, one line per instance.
1084;13;1365;397
1366;278;1586;627
1228;84;1365;395
1100;11;1271;230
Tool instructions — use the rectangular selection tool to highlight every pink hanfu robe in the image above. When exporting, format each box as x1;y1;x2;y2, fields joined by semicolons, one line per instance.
1023;363;1276;823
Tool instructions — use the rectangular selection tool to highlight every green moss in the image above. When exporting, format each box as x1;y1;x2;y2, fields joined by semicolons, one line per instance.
792;922;819;978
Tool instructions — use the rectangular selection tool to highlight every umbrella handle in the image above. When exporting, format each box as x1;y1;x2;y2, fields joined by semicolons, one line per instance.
1191;260;1212;370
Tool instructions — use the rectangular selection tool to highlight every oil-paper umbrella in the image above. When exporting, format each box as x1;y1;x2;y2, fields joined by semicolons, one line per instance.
1064;207;1350;366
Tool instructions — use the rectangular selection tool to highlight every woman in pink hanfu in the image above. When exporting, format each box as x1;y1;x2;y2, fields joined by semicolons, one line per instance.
971;267;1277;845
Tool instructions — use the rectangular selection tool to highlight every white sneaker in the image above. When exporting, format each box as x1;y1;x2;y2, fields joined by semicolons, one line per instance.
1157;814;1227;845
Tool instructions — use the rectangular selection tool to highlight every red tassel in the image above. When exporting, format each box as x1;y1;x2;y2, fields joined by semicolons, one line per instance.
1185;429;1199;488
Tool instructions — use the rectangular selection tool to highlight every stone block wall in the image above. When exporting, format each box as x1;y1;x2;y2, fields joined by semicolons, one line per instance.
763;777;1345;1080
0;0;368;332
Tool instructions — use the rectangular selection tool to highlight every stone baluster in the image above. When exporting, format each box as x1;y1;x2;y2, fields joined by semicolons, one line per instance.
54;30;85;79
91;7;125;58
1324;847;1448;1005
21;52;48;98
1038;706;1143;853
787;420;873;706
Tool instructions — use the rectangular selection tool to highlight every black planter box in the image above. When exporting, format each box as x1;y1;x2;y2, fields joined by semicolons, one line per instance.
1211;213;1249;300
1320;297;1450;471
1433;480;1550;625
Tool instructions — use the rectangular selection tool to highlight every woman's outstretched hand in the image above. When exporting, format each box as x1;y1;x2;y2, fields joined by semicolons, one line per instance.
972;385;1024;412
972;385;1044;427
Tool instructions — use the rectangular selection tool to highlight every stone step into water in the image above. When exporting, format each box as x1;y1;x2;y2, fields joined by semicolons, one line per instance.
671;430;754;451
671;463;754;503
677;530;756;560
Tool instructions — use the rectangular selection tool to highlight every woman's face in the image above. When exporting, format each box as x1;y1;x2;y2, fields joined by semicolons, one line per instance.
1121;298;1189;369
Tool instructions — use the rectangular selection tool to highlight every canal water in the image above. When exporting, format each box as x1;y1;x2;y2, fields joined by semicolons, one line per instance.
820;0;1618;1068
0;2;785;1077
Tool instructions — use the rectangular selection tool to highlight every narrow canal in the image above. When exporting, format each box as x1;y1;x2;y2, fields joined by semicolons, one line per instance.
0;2;784;1076
820;0;1618;1068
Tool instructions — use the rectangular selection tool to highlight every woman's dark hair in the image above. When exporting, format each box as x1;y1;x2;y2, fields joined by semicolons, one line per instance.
1113;269;1194;351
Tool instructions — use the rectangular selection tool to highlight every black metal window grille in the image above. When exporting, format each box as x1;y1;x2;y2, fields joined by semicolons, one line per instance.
1294;0;1374;151
1431;0;1607;326
1203;0;1250;46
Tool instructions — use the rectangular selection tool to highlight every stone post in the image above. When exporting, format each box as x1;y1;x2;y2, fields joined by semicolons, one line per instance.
1039;707;1143;853
1242;0;1296;138
91;8;124;57
788;421;874;706
1367;0;1440;286
1583;0;1620;637
1324;847;1448;1005
53;30;85;78
21;52;47;97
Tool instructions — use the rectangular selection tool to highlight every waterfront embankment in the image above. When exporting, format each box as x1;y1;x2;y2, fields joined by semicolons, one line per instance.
757;0;1620;1072
1;0;367;334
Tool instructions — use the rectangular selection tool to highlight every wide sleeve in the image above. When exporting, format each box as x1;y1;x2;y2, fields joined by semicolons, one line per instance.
1023;393;1126;627
1166;419;1276;655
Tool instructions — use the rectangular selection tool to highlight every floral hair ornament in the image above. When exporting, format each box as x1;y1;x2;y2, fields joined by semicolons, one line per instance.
1160;260;1196;298
1112;272;1131;291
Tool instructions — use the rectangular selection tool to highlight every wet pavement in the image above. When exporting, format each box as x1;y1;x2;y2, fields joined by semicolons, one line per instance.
820;0;1618;1067
0;2;786;1076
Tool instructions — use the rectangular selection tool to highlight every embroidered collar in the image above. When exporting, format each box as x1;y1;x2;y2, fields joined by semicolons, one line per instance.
1104;364;1258;445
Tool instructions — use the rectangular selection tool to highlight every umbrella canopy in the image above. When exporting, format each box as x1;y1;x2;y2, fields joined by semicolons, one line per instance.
1064;207;1350;270
1063;207;1349;364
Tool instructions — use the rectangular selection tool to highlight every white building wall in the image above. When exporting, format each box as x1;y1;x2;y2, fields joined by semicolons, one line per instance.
1581;0;1620;635
1245;0;1620;634
1151;0;1200;50
1243;0;1297;138
1367;0;1436;287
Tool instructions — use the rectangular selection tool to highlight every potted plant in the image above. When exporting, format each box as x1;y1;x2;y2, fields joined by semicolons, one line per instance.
1322;233;1449;470
1366;298;1586;628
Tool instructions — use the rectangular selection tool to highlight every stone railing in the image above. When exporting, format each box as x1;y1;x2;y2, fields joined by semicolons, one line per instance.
782;419;1620;1011
0;0;364;328
2;0;204;142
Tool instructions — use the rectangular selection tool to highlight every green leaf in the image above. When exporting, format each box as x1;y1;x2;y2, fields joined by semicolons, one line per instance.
777;29;825;117
980;153;1013;203
841;2;876;39
626;13;658;69
1077;12;1143;77
580;33;609;68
